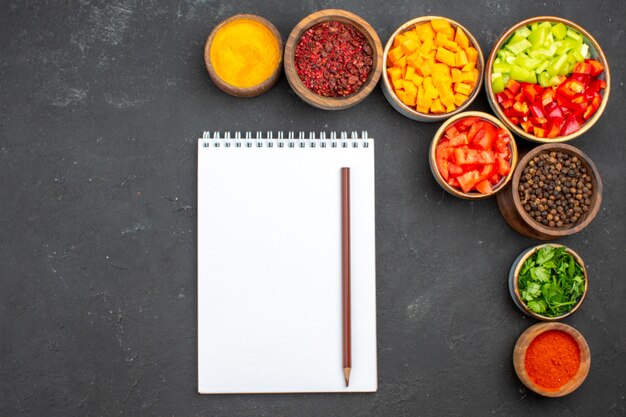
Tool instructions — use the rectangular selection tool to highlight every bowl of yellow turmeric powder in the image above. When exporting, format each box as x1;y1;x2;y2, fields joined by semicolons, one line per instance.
205;14;283;97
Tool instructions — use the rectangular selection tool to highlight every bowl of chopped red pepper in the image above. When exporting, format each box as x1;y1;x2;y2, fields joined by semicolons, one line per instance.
486;16;610;142
429;111;517;199
283;9;383;110
382;16;484;122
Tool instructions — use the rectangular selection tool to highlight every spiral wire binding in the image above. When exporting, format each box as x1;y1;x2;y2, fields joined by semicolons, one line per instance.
201;131;371;148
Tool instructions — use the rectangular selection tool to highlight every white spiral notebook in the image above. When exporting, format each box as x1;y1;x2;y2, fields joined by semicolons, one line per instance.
197;131;377;394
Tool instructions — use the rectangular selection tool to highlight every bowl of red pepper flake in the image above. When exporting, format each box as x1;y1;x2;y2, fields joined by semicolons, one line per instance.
284;9;383;110
486;16;610;142
514;322;590;397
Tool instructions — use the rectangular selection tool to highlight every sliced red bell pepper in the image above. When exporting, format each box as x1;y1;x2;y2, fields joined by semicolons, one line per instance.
522;83;542;103
588;59;604;77
556;83;576;99
506;79;522;95
520;119;533;133
530;103;546;119
546;117;564;138
564;78;585;94
533;126;547;138
511;101;530;117
573;62;591;75
541;89;556;107
561;114;581;136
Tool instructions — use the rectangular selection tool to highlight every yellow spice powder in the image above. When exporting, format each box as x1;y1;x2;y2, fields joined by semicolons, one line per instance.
210;18;280;88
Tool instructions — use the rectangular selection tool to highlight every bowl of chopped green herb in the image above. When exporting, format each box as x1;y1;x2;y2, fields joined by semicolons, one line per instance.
510;244;587;320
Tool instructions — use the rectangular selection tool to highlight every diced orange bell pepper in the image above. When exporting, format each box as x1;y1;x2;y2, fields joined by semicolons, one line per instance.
454;92;469;106
393;34;407;48
455;50;468;68
454;82;472;95
444;40;460;52
431;19;454;37
436;47;456;67
387;67;402;82
404;30;419;41
401;39;420;54
454;27;470;49
434;32;448;46
388;46;404;63
430;98;445;113
451;68;462;83
466;47;478;65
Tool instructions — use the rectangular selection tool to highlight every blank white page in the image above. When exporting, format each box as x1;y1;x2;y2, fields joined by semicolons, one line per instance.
197;135;376;393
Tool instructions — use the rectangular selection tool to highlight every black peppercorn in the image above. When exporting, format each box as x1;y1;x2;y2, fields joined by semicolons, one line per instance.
518;151;593;228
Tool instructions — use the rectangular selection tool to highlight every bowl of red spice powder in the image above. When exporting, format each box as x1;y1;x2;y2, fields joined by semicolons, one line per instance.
514;322;590;397
284;9;383;110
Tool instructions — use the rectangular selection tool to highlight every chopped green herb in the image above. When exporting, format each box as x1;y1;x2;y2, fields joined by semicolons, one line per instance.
518;245;585;317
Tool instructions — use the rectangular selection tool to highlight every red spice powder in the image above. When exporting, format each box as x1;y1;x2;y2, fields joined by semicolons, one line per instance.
525;330;580;390
294;21;373;97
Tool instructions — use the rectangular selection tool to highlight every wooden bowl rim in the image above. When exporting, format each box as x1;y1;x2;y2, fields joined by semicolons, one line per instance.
512;243;588;321
382;16;485;120
283;9;383;110
513;322;591;397
429;111;518;200
510;143;603;237
485;16;611;143
204;14;283;98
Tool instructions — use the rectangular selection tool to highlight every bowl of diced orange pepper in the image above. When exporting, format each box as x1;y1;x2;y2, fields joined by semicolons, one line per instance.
382;16;484;122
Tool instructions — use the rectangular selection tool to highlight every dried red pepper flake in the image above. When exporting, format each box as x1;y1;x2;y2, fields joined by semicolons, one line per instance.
295;21;373;97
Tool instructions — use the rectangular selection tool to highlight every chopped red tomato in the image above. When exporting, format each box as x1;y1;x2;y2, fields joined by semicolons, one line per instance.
496;156;510;176
475;180;493;195
457;170;480;193
435;117;513;195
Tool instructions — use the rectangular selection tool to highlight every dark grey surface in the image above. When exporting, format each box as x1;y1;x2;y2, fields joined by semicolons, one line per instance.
1;0;625;415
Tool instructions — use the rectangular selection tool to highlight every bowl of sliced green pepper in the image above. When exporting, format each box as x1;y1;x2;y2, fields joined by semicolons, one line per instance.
510;244;588;321
486;17;610;143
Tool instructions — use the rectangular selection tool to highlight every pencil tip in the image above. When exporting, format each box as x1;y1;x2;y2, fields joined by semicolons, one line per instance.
344;367;351;387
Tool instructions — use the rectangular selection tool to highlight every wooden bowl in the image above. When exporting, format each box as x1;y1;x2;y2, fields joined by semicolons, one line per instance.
514;322;591;397
204;14;283;97
509;244;588;321
283;9;383;110
496;143;602;240
382;16;484;122
429;111;518;199
485;16;611;143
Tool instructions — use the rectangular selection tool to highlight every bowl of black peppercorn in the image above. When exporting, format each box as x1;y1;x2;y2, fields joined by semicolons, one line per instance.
496;143;602;240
